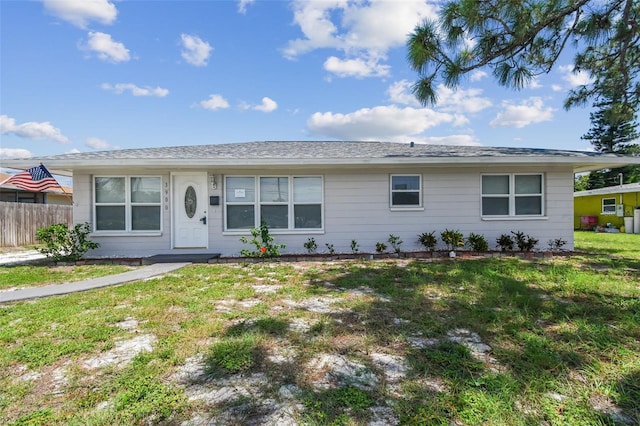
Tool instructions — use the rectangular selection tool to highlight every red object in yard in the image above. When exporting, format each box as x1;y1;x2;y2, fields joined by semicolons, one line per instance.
580;215;598;230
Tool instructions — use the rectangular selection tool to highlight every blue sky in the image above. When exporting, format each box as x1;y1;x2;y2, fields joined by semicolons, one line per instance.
1;0;597;164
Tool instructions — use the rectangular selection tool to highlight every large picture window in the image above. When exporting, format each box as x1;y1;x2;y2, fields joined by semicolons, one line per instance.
390;175;421;208
94;176;161;231
481;174;543;217
225;176;323;231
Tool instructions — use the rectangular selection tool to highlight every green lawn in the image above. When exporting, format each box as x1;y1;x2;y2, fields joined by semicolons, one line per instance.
0;264;138;290
1;232;638;425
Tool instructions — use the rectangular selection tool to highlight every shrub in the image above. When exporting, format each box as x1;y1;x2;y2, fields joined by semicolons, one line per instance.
441;229;464;251
418;231;437;251
36;222;99;262
466;233;489;252
304;237;318;254
350;240;359;254
387;234;403;254
375;242;387;254
496;233;515;252
548;238;567;251
240;221;285;257
325;243;336;255
512;231;539;252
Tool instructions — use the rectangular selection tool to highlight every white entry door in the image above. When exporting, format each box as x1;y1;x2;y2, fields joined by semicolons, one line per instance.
173;172;208;248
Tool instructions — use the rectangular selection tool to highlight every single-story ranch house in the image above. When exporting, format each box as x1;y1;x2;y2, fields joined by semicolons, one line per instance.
4;141;639;258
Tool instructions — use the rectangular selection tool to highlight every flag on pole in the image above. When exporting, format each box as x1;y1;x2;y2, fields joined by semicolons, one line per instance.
0;164;65;193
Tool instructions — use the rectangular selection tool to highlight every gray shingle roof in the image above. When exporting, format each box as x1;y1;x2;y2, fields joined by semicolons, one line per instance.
26;140;610;161
4;141;636;175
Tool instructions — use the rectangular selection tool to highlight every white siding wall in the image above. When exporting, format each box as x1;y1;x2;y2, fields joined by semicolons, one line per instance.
74;165;575;258
73;171;174;258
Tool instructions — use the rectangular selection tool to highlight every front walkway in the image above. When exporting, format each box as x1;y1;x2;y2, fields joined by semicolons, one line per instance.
0;262;189;303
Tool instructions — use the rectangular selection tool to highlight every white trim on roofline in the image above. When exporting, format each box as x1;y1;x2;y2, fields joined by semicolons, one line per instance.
574;182;640;197
3;156;637;176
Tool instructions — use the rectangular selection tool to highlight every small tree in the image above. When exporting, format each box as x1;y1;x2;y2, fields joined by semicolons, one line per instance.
304;237;318;254
240;221;285;258
512;231;539;252
387;234;403;254
496;234;515;252
466;233;489;252
36;222;99;262
418;231;437;251
441;229;464;251
375;242;388;254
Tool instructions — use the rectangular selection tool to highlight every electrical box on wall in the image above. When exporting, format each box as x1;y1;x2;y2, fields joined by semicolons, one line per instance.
210;196;220;206
616;204;624;217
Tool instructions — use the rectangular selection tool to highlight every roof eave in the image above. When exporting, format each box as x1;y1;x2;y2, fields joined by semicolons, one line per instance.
2;154;637;175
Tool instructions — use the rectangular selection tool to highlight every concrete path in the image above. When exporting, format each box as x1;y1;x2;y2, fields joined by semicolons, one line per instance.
0;262;189;303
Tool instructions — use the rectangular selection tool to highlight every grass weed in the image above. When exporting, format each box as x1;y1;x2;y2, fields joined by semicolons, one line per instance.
0;232;638;425
0;264;137;290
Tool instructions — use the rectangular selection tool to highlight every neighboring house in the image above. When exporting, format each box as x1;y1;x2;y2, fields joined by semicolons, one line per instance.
3;141;639;258
574;182;640;229
0;173;73;205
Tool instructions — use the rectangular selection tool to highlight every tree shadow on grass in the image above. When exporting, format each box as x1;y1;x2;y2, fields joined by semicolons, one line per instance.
300;258;639;424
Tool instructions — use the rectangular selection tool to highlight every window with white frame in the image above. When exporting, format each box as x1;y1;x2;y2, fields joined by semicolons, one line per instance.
390;175;421;208
481;174;543;217
94;176;162;231
601;197;616;214
225;176;323;230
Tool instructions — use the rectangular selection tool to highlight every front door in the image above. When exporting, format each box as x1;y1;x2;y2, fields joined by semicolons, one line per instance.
173;172;208;248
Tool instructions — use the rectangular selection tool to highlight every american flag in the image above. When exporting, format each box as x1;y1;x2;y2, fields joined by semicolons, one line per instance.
0;164;65;193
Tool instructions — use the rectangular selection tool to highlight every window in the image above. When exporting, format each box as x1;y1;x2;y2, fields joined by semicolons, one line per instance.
225;176;322;230
602;197;616;214
481;174;543;217
390;175;421;208
94;176;161;231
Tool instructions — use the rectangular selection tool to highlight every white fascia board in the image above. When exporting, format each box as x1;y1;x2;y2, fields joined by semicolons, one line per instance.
574;182;640;197
3;154;638;173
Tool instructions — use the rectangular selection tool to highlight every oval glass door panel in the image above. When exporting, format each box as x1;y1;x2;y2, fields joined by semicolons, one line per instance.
184;186;197;218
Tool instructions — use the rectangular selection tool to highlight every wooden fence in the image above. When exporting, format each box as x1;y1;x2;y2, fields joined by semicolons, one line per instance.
0;202;73;247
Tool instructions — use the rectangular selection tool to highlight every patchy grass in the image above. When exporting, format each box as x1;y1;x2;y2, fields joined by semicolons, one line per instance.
1;234;639;425
0;264;138;290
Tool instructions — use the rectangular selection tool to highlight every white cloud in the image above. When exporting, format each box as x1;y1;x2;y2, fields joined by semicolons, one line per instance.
387;80;421;106
0;115;70;144
198;94;230;110
436;85;492;114
284;0;436;78
238;0;255;14
412;134;481;146
0;148;33;159
526;77;542;89
307;105;456;140
252;97;278;113
558;64;594;87
387;81;491;116
101;83;169;97
470;70;488;82
43;0;117;28
181;34;212;66
84;32;130;63
490;97;554;128
324;56;390;78
285;0;436;57
85;137;112;150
